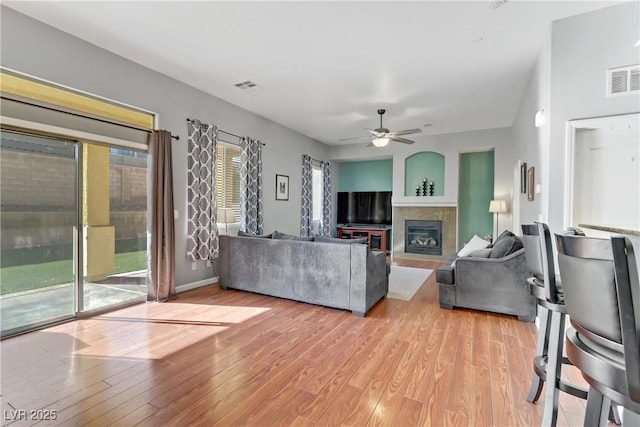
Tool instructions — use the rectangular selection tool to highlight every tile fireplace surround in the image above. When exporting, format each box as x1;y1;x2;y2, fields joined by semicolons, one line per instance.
393;206;457;259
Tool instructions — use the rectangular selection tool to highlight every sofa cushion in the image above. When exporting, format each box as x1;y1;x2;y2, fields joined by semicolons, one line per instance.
237;230;274;238
272;231;314;241
457;235;491;257
490;234;523;258
315;236;367;245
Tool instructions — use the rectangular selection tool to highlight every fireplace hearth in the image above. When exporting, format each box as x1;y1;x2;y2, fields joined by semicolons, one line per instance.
405;220;442;255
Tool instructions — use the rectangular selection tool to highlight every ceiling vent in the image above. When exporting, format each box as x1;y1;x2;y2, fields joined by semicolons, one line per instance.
234;80;263;95
606;65;639;97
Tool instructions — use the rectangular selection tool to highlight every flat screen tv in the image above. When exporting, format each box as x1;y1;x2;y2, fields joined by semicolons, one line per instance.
337;191;392;225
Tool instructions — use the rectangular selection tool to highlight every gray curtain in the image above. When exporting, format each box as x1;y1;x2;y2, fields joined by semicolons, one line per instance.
300;154;313;237
148;130;176;301
240;137;263;234
320;160;332;236
186;119;219;261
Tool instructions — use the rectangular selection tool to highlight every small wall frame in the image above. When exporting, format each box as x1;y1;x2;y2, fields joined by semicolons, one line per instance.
275;174;289;201
520;162;527;193
527;166;535;201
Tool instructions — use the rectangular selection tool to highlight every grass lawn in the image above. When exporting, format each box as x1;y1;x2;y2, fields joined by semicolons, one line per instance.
0;251;147;295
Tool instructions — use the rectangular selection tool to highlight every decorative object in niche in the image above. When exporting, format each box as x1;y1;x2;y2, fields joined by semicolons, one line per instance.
527;167;535;201
276;174;289;201
417;178;435;196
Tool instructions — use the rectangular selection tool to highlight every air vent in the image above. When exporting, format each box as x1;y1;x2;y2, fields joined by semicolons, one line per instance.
233;80;263;95
606;65;640;97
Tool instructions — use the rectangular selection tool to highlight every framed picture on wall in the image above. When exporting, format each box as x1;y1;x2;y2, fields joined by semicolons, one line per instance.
520;162;527;193
527;166;535;201
275;174;289;201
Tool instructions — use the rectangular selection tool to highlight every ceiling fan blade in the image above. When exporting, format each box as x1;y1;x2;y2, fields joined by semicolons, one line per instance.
339;135;369;141
366;141;374;147
365;128;384;137
387;128;422;137
390;136;415;144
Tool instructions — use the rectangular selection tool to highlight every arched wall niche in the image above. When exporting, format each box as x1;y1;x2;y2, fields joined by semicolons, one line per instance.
404;151;445;196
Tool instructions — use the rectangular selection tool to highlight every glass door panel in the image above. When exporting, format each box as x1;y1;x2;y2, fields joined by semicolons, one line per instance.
0;131;77;336
81;145;147;312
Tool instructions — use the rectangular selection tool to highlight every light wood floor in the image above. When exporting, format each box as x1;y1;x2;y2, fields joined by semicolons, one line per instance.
1;258;591;426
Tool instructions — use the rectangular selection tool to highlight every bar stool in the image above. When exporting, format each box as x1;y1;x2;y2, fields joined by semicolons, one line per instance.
556;234;640;426
521;223;588;426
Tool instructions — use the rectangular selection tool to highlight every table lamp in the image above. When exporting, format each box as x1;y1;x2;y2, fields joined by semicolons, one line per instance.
489;200;507;241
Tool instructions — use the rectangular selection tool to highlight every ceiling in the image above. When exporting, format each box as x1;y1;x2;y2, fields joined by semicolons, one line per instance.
4;1;619;146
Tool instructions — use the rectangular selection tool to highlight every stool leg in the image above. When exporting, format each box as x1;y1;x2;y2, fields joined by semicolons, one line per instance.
528;306;550;403
542;310;565;427
584;388;607;427
609;404;621;424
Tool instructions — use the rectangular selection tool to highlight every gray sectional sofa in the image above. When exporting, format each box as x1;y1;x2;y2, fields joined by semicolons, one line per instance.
218;234;389;316
436;231;536;322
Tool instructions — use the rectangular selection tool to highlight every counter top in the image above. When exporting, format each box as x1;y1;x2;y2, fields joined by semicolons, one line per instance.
578;224;640;237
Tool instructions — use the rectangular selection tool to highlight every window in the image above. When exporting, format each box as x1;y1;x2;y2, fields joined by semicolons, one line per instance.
312;166;323;231
215;144;242;224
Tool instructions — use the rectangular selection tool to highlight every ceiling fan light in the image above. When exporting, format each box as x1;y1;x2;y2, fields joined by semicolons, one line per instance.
372;137;390;147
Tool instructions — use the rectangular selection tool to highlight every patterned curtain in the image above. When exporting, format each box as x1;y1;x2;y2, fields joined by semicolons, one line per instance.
300;154;313;237
320;161;332;236
186;119;219;261
240;137;264;234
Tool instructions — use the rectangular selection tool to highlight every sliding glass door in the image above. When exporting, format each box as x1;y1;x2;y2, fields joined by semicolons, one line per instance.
0;131;77;335
82;144;147;312
0;133;148;336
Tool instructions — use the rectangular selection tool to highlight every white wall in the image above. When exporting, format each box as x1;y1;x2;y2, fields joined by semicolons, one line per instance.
547;1;640;232
0;7;330;287
329;127;517;230
510;1;639;233
511;30;552;227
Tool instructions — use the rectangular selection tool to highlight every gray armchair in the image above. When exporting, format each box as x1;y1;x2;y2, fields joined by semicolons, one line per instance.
436;232;536;322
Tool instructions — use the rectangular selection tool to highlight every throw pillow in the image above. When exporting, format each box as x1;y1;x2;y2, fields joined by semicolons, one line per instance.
457;235;491;257
492;229;516;246
469;248;493;258
489;235;523;258
272;231;314;241
237;230;274;238
315;236;367;245
272;231;297;240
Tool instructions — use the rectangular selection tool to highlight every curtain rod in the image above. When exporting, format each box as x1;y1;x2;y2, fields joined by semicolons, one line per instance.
186;117;266;146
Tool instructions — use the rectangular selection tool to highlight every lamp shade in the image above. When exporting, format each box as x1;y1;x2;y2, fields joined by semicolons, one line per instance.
217;207;236;224
488;200;507;213
371;137;390;147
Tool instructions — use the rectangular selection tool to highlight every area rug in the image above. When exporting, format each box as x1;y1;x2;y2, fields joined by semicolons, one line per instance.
387;265;433;301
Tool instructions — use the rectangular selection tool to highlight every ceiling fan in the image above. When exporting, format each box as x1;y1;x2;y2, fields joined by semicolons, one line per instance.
340;109;422;147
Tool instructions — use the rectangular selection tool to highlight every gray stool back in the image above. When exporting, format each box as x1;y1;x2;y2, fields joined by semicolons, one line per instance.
556;234;640;425
522;222;589;427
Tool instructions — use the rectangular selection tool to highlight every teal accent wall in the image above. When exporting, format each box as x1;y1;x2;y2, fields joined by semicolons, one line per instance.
337;159;393;192
404;152;445;196
458;150;494;248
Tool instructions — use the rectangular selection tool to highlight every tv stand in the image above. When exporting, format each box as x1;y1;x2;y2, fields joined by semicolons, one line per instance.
336;226;391;253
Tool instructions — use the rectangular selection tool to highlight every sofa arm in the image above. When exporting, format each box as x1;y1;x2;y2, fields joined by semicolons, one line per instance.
349;245;389;316
436;265;455;285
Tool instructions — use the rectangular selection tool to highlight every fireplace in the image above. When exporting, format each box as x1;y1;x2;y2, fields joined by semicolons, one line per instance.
405;220;442;255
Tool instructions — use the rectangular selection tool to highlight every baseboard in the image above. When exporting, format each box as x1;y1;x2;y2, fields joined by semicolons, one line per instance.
176;277;218;293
